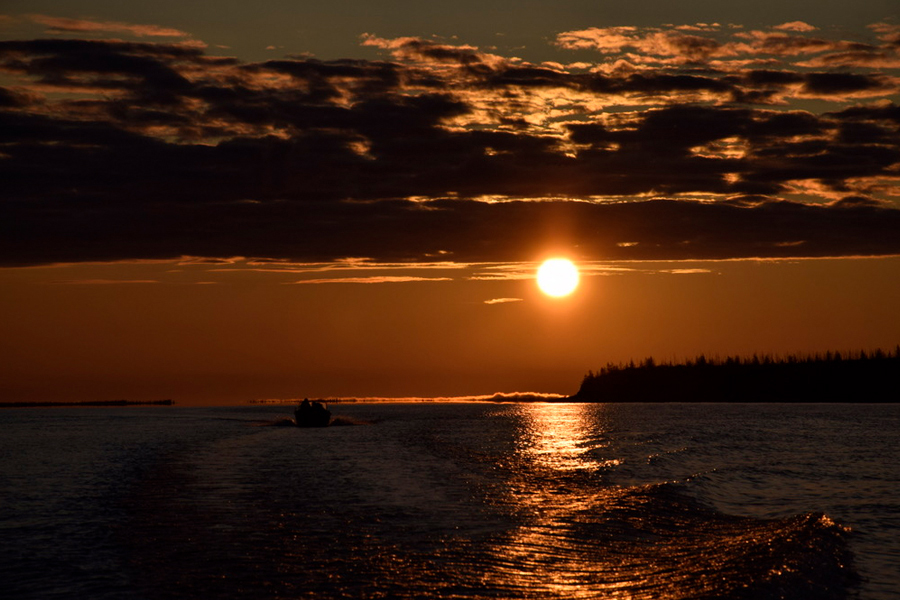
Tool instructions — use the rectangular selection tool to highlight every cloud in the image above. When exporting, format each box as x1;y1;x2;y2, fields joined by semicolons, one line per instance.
292;276;453;284
555;27;641;53
869;23;900;43
664;268;713;274
484;297;524;304
556;23;900;70
772;22;818;33
0;26;898;267
52;279;160;285
26;14;191;38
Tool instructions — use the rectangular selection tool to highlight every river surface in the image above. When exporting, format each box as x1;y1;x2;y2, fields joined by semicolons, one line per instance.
1;402;898;599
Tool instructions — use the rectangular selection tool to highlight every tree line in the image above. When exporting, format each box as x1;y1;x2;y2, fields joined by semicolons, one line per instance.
571;347;899;402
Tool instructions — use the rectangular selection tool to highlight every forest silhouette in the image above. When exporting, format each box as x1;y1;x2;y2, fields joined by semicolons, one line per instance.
570;348;899;403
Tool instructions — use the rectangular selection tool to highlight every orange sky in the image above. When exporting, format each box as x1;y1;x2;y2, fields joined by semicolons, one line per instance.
2;256;898;404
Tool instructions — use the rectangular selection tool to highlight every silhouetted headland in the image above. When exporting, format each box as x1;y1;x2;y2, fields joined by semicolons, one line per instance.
568;348;899;403
0;399;175;408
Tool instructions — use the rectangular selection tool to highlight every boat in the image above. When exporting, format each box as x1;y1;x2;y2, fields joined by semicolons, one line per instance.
294;399;331;427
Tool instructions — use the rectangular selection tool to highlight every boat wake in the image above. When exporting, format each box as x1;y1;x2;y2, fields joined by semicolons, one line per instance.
381;482;860;600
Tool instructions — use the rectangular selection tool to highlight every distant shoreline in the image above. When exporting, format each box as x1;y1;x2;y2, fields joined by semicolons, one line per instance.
7;347;897;407
0;399;175;408
252;349;899;405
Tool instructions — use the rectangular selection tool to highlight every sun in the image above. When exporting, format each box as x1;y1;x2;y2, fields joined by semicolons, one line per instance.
536;258;580;297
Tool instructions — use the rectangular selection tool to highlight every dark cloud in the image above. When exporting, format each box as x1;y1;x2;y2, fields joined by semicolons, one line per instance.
830;195;885;208
0;86;32;107
802;72;891;96
1;32;899;266
4;194;899;266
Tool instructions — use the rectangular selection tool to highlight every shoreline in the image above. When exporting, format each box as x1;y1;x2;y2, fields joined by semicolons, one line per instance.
0;399;175;408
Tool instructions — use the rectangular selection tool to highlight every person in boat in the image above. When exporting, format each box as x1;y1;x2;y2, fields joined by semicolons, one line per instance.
295;398;330;427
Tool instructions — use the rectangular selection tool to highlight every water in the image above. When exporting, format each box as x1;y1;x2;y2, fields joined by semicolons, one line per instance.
1;403;897;599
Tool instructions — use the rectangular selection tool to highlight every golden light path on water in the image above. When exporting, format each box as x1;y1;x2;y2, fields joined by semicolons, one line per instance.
479;403;641;599
471;403;844;600
519;403;612;474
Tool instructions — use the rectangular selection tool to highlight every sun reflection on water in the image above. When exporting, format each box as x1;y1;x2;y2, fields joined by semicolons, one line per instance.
479;402;643;598
471;403;855;600
517;402;619;473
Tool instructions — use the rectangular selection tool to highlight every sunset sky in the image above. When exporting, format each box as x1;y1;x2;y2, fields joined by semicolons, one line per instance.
2;1;899;404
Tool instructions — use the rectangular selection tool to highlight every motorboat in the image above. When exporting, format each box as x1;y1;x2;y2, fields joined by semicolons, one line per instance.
294;399;331;427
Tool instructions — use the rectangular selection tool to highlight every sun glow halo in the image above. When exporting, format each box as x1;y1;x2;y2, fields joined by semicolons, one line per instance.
536;258;579;297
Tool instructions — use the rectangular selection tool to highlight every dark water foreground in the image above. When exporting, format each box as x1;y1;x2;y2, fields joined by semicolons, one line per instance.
1;403;897;599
